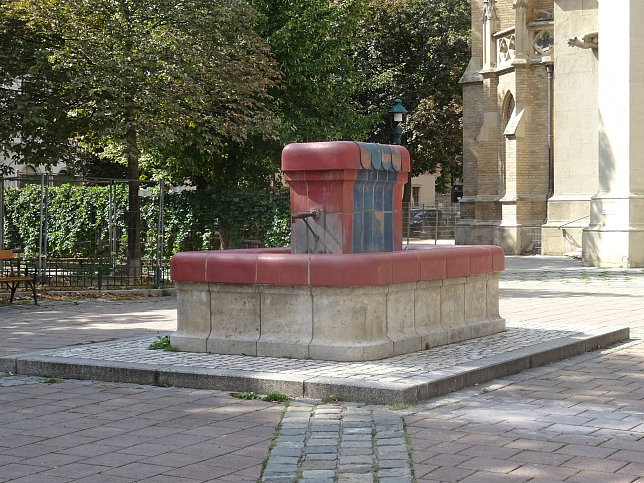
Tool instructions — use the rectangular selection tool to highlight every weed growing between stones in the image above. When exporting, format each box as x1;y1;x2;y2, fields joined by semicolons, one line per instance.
403;419;417;481
147;335;177;351
263;392;290;403
388;403;410;411
259;404;290;480
42;377;63;384
230;391;257;400
320;394;339;404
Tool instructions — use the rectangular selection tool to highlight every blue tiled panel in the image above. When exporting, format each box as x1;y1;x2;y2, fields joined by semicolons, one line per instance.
384;171;397;212
352;151;401;252
352;212;363;253
363;212;373;252
374;170;386;212
384;212;393;252
367;212;384;253
354;170;366;211
363;170;378;211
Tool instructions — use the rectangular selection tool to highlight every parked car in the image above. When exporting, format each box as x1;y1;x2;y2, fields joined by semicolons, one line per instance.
409;208;443;233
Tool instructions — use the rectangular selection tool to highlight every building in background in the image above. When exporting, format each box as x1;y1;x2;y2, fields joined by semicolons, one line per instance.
457;0;644;267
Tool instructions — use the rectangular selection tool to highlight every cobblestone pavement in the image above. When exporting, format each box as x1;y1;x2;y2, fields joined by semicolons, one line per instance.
23;320;609;390
1;256;643;482
262;402;411;482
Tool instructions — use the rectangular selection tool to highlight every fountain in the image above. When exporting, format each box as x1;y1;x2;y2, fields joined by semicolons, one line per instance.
170;141;505;361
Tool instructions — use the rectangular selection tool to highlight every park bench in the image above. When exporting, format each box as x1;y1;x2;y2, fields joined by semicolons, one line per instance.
0;249;37;304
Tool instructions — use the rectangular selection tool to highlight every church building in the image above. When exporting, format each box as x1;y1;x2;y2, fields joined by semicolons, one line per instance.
456;0;644;267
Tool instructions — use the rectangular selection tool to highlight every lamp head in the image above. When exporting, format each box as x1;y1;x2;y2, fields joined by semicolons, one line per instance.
388;98;408;125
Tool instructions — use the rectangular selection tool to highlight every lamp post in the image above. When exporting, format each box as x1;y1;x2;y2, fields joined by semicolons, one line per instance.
388;98;407;145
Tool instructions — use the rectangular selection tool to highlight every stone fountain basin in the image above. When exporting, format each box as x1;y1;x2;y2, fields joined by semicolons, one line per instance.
170;245;505;361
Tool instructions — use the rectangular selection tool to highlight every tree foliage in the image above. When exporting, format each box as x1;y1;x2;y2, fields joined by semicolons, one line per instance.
1;0;279;166
1;0;471;251
252;0;375;145
1;0;281;262
357;0;470;192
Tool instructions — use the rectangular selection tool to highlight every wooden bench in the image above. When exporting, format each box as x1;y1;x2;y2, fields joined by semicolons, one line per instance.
0;249;37;304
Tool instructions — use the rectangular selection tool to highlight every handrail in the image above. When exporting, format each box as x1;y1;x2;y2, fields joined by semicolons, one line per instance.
558;215;589;230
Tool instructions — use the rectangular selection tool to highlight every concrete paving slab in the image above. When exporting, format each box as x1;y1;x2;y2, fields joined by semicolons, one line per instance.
0;321;629;404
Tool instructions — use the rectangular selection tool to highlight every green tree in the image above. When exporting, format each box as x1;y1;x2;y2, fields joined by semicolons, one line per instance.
357;0;470;198
0;0;279;268
251;0;376;146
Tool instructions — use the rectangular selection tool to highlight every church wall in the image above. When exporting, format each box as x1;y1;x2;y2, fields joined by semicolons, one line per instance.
542;0;598;255
457;0;555;253
583;1;644;267
496;5;515;31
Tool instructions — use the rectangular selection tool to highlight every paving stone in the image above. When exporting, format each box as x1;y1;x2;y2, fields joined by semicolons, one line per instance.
305;438;338;446
269;456;300;465
301;459;337;470
340;447;373;456
336;475;371;483
305;453;338;461
340;440;372;448
300;469;335;478
376;450;409;460
270;447;303;458
379;459;409;469
338;454;374;465
336;464;372;474
306;446;338;454
378;477;413;483
375;437;406;446
378;468;412;477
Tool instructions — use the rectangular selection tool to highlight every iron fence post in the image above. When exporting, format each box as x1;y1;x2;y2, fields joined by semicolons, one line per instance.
155;181;165;288
0;176;4;250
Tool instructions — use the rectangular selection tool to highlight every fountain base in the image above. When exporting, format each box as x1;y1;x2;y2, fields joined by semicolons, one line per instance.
170;246;505;361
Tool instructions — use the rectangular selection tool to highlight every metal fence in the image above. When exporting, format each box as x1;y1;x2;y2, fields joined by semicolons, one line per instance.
522;226;542;255
402;202;460;243
0;174;168;290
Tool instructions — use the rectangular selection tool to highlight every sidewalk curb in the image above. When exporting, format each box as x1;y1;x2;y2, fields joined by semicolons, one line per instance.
0;327;629;404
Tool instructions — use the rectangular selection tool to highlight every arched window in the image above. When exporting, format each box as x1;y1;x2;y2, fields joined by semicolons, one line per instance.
502;92;515;127
499;92;515;196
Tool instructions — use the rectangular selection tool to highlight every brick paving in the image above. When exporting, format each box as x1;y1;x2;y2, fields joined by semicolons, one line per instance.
0;296;176;357
0;256;643;482
0;376;283;482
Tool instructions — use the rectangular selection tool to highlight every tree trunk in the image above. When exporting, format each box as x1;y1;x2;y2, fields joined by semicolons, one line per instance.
219;227;231;250
125;123;141;276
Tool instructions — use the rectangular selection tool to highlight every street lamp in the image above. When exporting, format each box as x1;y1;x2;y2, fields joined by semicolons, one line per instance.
388;98;407;145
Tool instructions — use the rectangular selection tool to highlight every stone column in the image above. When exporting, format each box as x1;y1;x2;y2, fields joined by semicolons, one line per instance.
542;1;598;256
583;0;644;267
482;0;499;71
513;0;529;64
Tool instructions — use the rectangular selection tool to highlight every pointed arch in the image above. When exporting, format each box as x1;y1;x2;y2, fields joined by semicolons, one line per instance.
499;91;515;196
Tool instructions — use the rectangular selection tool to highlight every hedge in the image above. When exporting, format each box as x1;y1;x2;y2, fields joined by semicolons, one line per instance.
1;184;290;259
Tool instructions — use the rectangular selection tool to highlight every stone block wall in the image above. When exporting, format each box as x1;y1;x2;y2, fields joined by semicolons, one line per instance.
170;246;506;362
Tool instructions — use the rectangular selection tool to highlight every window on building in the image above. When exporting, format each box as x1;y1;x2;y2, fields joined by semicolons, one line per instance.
412;186;420;205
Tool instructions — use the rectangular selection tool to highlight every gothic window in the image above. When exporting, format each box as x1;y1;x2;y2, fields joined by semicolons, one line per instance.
502;93;515;126
533;29;554;55
498;34;516;64
499;92;514;196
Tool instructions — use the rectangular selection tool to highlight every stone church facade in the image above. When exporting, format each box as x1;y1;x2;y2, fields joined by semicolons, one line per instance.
456;0;644;267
